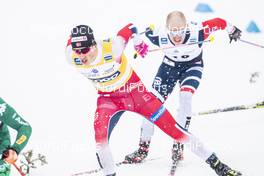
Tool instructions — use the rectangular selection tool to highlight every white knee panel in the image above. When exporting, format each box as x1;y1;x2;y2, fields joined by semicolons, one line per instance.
177;91;193;129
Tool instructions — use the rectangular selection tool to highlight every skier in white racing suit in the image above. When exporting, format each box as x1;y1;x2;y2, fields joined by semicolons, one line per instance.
124;11;242;176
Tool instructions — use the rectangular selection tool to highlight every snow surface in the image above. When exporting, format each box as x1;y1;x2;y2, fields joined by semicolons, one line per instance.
0;0;264;175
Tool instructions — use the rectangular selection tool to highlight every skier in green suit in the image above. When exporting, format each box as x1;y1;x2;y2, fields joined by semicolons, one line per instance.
0;97;32;176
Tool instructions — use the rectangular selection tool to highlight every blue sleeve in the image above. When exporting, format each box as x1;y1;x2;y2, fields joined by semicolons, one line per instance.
145;29;160;47
198;29;205;48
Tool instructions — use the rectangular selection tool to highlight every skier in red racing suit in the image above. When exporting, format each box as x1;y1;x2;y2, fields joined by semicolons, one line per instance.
65;23;241;176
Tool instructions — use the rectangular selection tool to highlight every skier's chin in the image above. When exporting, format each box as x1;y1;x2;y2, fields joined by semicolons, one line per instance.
81;58;88;64
172;37;183;44
174;40;182;44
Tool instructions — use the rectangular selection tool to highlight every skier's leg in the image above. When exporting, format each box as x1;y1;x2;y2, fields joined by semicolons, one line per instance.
123;119;153;163
94;95;124;176
152;62;177;102
171;63;204;161
178;63;203;128
139;100;212;160
141;61;177;142
137;92;241;175
124;63;178;164
177;91;193;128
140;119;154;142
206;153;242;176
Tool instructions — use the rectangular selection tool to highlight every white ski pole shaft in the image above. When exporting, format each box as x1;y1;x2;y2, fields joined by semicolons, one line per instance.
149;37;214;52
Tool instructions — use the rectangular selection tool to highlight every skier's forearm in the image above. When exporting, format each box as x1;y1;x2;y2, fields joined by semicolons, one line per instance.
11;124;32;154
202;18;227;31
202;18;228;39
0;98;32;154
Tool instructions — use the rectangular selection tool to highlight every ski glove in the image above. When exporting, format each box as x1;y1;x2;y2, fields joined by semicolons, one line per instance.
1;148;18;164
229;26;242;43
146;24;155;33
134;42;149;58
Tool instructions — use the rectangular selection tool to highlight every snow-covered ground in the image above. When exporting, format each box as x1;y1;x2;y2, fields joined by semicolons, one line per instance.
0;0;264;175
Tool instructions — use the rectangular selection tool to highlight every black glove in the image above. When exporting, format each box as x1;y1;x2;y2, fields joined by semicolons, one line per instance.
229;26;242;43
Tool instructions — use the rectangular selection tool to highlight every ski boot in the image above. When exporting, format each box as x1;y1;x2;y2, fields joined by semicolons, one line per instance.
206;153;242;176
124;141;150;164
169;141;184;175
171;141;184;162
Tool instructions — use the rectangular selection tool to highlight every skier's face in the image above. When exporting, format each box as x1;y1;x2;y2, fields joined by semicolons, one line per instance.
73;45;98;65
168;23;187;44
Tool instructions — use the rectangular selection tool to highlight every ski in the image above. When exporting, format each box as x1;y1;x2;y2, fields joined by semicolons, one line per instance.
70;161;123;176
70;157;162;176
169;142;183;176
169;159;180;176
195;101;264;116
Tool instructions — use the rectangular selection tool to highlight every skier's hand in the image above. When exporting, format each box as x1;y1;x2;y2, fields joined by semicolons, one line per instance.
2;149;18;164
133;33;149;58
0;159;11;176
145;24;156;38
134;41;149;58
146;24;155;33
228;26;242;43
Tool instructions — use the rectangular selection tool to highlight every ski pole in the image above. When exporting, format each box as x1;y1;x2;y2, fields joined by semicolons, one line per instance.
238;39;264;48
149;36;215;52
134;35;214;58
70;156;163;176
193;101;264;116
13;163;26;176
138;24;154;36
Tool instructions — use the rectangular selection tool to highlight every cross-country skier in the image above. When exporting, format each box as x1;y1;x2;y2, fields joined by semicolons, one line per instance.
65;23;241;176
0;97;32;176
124;10;242;170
